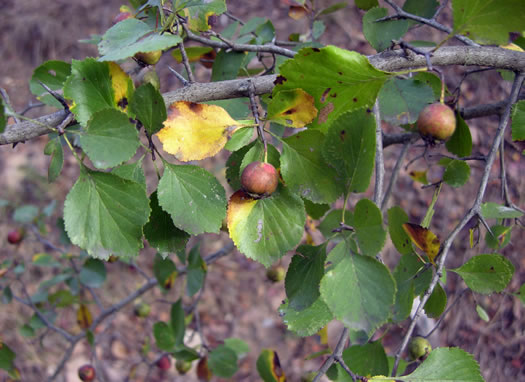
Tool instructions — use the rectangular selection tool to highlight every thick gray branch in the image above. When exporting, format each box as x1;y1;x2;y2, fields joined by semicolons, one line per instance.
2;46;524;146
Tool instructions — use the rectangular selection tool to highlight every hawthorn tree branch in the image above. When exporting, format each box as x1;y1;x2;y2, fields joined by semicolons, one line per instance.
373;100;385;206
2;47;524;147
391;71;525;377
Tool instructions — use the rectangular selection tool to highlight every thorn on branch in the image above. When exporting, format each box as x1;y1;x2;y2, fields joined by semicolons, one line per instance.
168;66;190;87
37;80;70;111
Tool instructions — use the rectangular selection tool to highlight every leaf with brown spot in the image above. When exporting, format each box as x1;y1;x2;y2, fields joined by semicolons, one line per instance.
402;223;440;265
77;304;93;330
409;170;429;185
156;101;243;161
289;5;309;20
267;89;318;128
256;349;287;382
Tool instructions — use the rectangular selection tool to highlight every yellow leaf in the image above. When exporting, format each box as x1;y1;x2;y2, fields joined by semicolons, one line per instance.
289;6;308;20
108;62;134;112
500;43;524;52
317;325;328;345
402;223;440;265
77;304;93;330
409;170;429;185
227;190;257;246
156;101;241;161
369;376;395;382
267;89;318;128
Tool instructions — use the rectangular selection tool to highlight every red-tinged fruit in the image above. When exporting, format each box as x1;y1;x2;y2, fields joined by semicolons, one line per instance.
157;355;171;370
78;364;96;381
135;50;163;66
7;229;24;245
417;103;456;141
241;161;279;197
408;336;432;361
175;359;192;375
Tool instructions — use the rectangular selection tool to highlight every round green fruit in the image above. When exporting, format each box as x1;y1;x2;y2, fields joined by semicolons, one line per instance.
175;359;192;375
133;302;151;318
408;336;432;361
241;161;279;197
134;50;163;66
417;103;456;141
78;364;96;381
266;266;285;283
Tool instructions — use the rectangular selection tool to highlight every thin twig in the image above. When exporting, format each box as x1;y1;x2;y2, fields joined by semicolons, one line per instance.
373;101;384;206
177;41;195;83
312;328;353;382
248;80;267;158
391;72;525;377
425;288;469;338
381;142;410;211
168;66;190;86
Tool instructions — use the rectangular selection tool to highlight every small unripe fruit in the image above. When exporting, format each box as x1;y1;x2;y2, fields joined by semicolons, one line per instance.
408;336;432;361
175;359;192;375
133;302;151;318
241;161;279;197
266;266;286;282
7;229;24;245
156;354;171;370
78;364;96;381
417;103;456;141
135;50;163;66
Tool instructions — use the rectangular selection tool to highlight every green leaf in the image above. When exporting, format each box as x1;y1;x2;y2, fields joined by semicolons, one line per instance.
112;159;146;185
98;18;181;61
64;169;150;259
442;159;470;188
399;347;484;382
208;345;239;378
129;83;167;136
144;191;189;255
476;304;490;322
446;113;472;157
29;60;71;107
378;77;435;125
423;282;447;318
388;206;413;256
170;299;185;346
342;341;388;377
281;130;343;204
452;0;525;44
153;321;176;351
323;109;376;193
13;205;39;223
362;7;409;52
403;0;439;26
320;240;395;336
312;20;326;39
240;141;281;175
44;138;64;182
226;143;255;190
451;254;515;294
157;163;227;235
227;187;306;267
186;245;206;296
153;253;177;289
318;209;354;239
79;259;107;288
80;109;140;169
485;225;512;250
275;46;391;129
285;244;327;311
225;127;254;151
480;202;523;219
184;0;227;32
304;199;330;220
511;100;525;141
278;298;333;337
63;59;115;126
223;338;250;358
392;254;418;322
211;50;246;81
353;199;386;256
355;0;378;11
0;342;16;371
319;2;347;16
